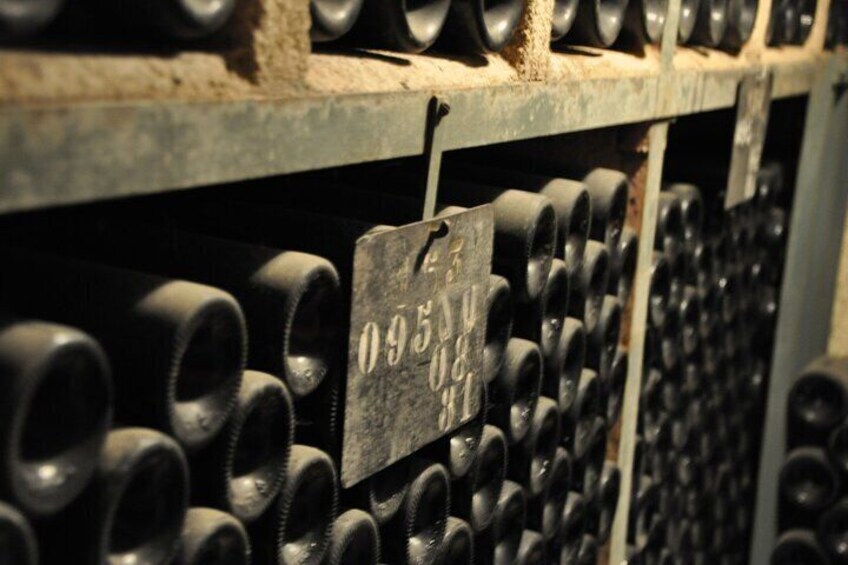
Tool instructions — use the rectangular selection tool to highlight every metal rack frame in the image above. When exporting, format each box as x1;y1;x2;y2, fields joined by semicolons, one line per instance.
1;0;847;561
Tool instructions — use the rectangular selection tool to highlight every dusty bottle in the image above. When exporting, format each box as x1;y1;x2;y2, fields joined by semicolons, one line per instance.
38;428;190;565
563;369;602;459
0;501;38;565
437;516;473;564
655;192;685;262
571;0;630;46
596;462;621;543
668;184;704;257
779;447;840;528
606;349;628;424
423;384;486;480
381;460;450;565
610;227;639;306
310;0;363;41
175;507;251;565
787;356;848;447
489;338;543;445
249;444;338;565
529;447;572;541
489;480;527;565
578;169;630;250
100;0;237;39
485;275;514;385
326;509;381;565
624;0;668;43
0;247;246;453
442;162;592;276
514;259;569;360
691;0;728;48
452;425;507;533
0;0;63;38
33;217;342;399
722;0;759;48
343;458;412;527
440;0;525;52
771;529;829;565
351;0;451;51
648;252;672;328
0;318;112;517
586;294;621;378
817;498;848;563
508;396;561;497
515;529;545;564
570;240;611;335
551;0;581;39
190;370;295;523
438;179;558;303
544;317;586;416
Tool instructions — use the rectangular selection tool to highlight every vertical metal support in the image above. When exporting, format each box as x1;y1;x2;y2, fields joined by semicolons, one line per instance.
421;96;451;220
750;59;848;564
609;121;669;565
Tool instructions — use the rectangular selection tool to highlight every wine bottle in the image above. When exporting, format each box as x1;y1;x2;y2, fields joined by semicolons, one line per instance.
679;285;702;358
655;192;685;262
623;0;667;43
0;0;63;39
0;501;38;565
722;0;759;49
101;0;237;39
610;227;639;305
570;240;611;335
489;338;543;445
779;447;840;523
490;480;526;565
38;428;190;565
326;509;381;565
189;370;295;523
514;259;569;359
560;491;585;547
534;447;572;541
508;396;561;497
0;247;246;453
437;516;473;564
606;349;628;425
381;460;450;565
310;0;363;41
30;217;343;399
484;275;514;385
596;462;620;544
668;184;704;257
343;458;412;527
586;295;621;377
351;0;451;52
771;529;829;565
440;0;525;52
544;317;586;416
423;384;486;480
575;169;630;251
576;534;598;564
563;369;602;459
829;420;848;475
515;529;545;564
691;0;729;48
437;179;558;303
452;425;507;533
441;162;592;277
787;357;848;447
249;444;338;565
551;0;580;40
648;252;672;328
175;507;250;565
0;317;112;517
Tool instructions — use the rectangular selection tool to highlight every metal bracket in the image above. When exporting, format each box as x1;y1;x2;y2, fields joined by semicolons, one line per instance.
421;96;451;220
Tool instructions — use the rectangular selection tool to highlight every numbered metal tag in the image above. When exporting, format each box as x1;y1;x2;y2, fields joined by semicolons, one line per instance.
726;69;774;209
341;206;494;487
